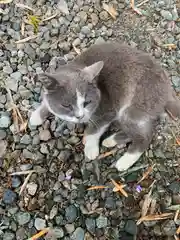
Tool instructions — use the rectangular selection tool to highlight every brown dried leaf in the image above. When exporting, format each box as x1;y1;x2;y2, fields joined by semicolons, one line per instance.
162;43;177;50
98;148;117;159
137;164;155;184
87;185;108;190
111;179;128;197
141;194;153;217
137;213;173;225
102;3;118;20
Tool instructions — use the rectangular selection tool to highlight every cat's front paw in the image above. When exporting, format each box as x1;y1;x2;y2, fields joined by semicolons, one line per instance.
84;136;99;160
29;110;44;126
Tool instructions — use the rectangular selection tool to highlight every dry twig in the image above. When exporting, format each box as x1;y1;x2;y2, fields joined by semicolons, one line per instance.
137;213;173;225
87;186;109;190
27;228;50;240
111;179;128;197
137;164;155;184
19;171;33;196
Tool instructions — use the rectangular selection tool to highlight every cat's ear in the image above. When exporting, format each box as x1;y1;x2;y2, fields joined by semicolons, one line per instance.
38;73;58;90
83;61;104;82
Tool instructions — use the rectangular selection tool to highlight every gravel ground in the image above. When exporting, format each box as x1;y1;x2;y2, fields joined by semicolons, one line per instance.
0;0;180;239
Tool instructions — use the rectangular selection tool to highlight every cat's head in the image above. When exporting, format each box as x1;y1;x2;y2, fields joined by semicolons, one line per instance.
38;61;104;123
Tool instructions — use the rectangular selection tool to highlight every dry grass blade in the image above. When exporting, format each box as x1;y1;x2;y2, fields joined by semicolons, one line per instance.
98;148;117;159
15;3;34;12
162;43;177;50
41;13;58;22
166;109;178;121
137;164;155;184
72;44;81;55
19;171;33;196
102;3;118;20
15;35;38;44
176;226;180;235
150;198;157;215
174;210;180;222
137;213;173;225
87;185;108;190
0;0;13;3
111;179;128;197
21;21;25;36
10;170;36;176
137;0;149;7
27;228;50;240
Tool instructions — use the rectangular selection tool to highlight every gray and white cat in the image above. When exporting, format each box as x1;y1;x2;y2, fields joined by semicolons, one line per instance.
29;42;180;171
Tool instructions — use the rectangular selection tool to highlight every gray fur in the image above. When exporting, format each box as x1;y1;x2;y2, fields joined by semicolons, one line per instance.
30;42;180;171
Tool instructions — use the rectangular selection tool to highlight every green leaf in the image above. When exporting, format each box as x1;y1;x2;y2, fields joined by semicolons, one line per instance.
28;15;41;34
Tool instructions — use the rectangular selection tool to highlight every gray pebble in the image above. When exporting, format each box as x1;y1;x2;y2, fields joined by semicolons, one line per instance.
105;196;116;210
99;11;109;21
20;164;33;171
27;182;38;196
3;189;17;204
39;129;51;141
85;218;96;235
96;215;108;228
11;176;21;188
0;129;6;140
20;134;32;145
160;10;173;21
3;232;15;240
52;228;64;238
65;223;75;234
162;220;176;236
65;205;78;223
81;26;91;35
125;220;137;235
0;115;11;128
16;212;31;225
71;227;85;240
168;181;180;194
34;218;46;230
3;66;13;74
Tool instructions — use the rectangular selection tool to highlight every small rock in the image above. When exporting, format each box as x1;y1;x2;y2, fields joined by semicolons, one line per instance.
124;220;137;235
91;13;99;26
3;232;15;240
172;76;180;88
52;228;64;238
96;215;108;228
67;136;80;145
27;182;38;196
65;223;75;234
20;164;33;171
71;227;85;240
16;227;27;240
0;115;11;128
160;10;173;21
85;218;96;235
20;134;32;145
0;129;7;139
73;38;81;47
16;212;31;225
65;205;78;223
3;66;13;74
99;11;109;21
81;26;91;35
162;220;176;236
3;189;17;204
168;181;180;194
39;129;51;141
11;176;21;188
105;197;116;210
50;205;58;219
0;140;7;157
34;218;46;230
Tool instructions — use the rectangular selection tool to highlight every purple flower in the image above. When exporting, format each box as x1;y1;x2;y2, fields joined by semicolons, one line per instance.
136;185;142;193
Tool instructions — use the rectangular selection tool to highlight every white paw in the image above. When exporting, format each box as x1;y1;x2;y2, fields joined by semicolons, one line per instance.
102;134;117;148
84;138;99;160
115;151;143;172
29;110;44;126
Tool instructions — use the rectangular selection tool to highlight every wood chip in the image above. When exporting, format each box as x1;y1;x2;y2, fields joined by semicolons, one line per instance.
102;3;118;20
0;0;13;3
15;3;34;12
137;164;155;184
72;44;81;55
87;185;108;190
27;228;50;240
111;179;128;197
15;35;38;44
19;171;33;196
174;210;180;222
137;213;173;225
162;43;177;50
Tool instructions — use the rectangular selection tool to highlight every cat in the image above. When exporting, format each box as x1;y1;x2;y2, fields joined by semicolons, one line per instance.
29;41;180;171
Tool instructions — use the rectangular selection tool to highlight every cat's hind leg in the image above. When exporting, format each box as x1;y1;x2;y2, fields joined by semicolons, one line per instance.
29;100;50;126
115;107;156;171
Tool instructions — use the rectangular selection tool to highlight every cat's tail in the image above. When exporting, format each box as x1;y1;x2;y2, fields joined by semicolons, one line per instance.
165;91;180;119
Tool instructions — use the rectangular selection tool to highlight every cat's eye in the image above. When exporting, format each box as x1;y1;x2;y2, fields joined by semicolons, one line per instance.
84;100;91;107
